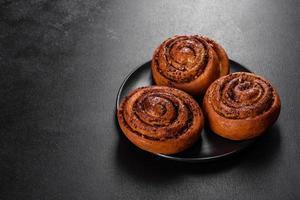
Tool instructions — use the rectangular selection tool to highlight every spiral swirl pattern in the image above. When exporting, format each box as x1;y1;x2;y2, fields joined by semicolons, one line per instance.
153;35;211;83
151;35;229;95
118;86;203;142
207;72;276;119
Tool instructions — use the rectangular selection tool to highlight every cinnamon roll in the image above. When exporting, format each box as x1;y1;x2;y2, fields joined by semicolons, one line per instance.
117;86;204;154
151;35;229;96
203;72;281;140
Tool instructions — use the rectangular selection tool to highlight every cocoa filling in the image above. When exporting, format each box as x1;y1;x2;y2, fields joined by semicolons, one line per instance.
211;74;275;119
154;36;209;83
120;97;194;141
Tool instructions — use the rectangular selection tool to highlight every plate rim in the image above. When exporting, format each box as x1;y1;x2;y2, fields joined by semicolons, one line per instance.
115;60;255;162
116;63;144;110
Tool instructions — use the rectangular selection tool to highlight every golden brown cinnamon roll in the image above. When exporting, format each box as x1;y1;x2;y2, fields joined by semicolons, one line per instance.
151;35;229;96
117;86;204;154
203;72;281;140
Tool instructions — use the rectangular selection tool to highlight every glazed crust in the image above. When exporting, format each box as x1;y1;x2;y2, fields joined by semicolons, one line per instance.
117;86;204;154
151;35;229;96
203;72;281;140
201;36;230;76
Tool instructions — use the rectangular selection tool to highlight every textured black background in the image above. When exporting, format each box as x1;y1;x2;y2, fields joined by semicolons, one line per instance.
0;0;299;200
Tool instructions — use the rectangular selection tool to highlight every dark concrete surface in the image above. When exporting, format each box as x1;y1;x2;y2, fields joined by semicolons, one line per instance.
0;0;299;199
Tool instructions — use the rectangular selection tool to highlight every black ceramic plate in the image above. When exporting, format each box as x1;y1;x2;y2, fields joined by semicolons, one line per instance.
116;60;255;162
